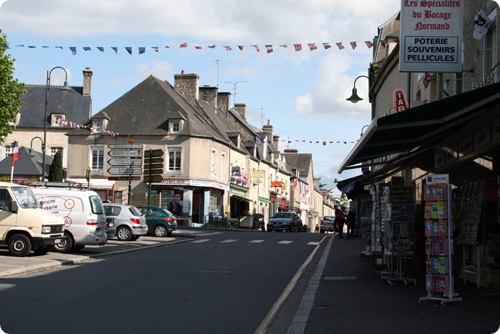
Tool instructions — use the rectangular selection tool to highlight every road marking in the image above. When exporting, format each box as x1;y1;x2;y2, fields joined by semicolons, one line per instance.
323;276;358;281
278;241;293;245
198;270;229;274
250;240;265;243
220;239;238;243
197;232;223;236
307;242;321;246
192;239;211;243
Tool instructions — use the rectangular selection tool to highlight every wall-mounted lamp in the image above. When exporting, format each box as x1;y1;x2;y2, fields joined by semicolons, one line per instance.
346;75;369;103
360;125;369;137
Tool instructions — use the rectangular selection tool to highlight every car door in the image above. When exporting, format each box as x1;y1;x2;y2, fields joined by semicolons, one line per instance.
0;189;16;239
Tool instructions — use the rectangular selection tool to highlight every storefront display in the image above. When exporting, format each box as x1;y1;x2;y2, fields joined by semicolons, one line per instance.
419;174;462;305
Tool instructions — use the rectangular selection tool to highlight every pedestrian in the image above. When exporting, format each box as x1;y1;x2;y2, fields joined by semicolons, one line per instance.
336;206;346;238
347;210;356;238
315;223;319;233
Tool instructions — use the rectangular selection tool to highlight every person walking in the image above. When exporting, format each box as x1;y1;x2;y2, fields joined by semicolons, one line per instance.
335;206;346;238
347;210;356;238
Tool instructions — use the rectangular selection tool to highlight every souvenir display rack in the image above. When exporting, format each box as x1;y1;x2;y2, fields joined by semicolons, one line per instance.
380;186;416;286
419;174;462;305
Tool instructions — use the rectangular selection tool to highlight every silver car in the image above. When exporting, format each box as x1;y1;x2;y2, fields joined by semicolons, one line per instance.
103;204;148;241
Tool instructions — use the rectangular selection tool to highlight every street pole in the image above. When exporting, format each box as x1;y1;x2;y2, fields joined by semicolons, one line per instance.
147;149;152;208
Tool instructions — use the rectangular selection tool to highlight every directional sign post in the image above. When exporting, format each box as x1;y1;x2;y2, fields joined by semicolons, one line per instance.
108;167;142;175
144;149;164;207
108;159;142;166
108;150;142;157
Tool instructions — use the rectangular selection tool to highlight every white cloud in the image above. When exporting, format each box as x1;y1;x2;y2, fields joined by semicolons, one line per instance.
135;60;174;81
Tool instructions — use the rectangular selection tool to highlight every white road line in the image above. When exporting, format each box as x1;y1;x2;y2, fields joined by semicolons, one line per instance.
278;241;293;245
250;240;265;243
192;239;211;243
220;239;238;243
197;232;223;236
307;242;321;246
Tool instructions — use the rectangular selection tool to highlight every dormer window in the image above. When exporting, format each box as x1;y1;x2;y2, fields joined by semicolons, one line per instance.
51;114;66;127
171;121;180;133
93;120;104;133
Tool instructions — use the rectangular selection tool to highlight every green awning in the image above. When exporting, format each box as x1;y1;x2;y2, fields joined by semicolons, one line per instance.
338;81;500;173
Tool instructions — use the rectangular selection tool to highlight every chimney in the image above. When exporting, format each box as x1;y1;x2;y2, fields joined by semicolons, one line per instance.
199;85;218;110
174;72;199;106
273;135;280;151
263;119;273;141
83;67;93;96
234;103;247;120
217;92;231;116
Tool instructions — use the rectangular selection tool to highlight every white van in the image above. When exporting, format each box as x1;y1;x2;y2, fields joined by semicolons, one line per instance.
32;187;107;252
0;182;65;256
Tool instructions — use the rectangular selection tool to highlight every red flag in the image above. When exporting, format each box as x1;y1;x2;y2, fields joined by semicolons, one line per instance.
308;43;317;51
294;44;302;51
194;45;202;50
265;45;273;53
350;42;357;50
11;141;18;167
237;45;244;51
365;41;373;48
293;179;298;190
180;43;187;48
251;45;260;52
223;46;232;51
322;43;332;50
335;42;344;50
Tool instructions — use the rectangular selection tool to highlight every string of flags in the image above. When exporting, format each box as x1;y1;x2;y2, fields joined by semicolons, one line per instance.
54;118;119;137
1;40;386;55
241;138;357;145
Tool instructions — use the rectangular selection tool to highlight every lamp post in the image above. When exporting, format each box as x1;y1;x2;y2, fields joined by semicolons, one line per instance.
43;67;71;182
346;75;369;103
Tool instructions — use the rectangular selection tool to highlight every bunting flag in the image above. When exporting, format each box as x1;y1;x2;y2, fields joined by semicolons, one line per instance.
69;47;77;55
152;47;159;52
165;45;174;49
294;44;302;51
139;47;145;54
11;141;18;167
323;43;332;50
180;43;187;48
336;42;344;50
265;45;273;53
208;45;216;49
83;47;91;51
237;45;244;51
111;47;118;54
97;47;104;52
365;41;374;48
423;73;434;88
251;45;260;52
240;138;356;145
350;41;357;50
308;43;317;51
380;40;386;48
223;46;232;51
279;44;288;48
125;47;132;55
194;45;202;50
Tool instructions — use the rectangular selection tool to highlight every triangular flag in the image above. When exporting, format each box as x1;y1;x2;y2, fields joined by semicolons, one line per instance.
365;41;374;48
97;47;104;52
308;43;317;51
265;45;273;53
125;47;132;55
111;47;118;54
180;43;187;48
335;42;344;50
238;45;244;51
223;46;232;51
208;45;216;49
165;45;174;49
152;47;159;52
251;45;260;52
138;47;146;54
350;42;357;50
279;44;288;48
83;47;91;51
322;43;332;50
194;45;202;49
294;44;302;51
69;47;77;55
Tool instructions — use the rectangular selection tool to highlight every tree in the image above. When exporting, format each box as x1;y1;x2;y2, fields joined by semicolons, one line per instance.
48;151;63;182
0;30;25;143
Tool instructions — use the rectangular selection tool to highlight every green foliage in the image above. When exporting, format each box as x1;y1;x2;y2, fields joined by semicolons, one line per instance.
48;151;64;182
0;30;26;143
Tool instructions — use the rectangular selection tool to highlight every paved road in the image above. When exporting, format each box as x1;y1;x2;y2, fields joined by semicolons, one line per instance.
0;229;326;334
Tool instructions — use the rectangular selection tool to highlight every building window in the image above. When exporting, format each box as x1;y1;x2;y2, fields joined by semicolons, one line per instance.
91;147;104;170
211;149;217;176
93;120;103;133
220;152;226;179
50;147;63;156
4;145;13;157
171;121;180;133
168;147;181;171
51;114;65;127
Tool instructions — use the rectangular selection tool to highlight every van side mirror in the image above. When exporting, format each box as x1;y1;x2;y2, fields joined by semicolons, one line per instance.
11;201;18;214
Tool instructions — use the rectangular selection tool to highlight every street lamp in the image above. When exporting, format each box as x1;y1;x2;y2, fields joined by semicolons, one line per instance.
43;66;71;181
346;75;369;103
28;136;44;156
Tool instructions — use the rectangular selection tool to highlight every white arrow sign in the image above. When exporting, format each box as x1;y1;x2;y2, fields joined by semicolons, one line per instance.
108;159;142;166
108;167;142;175
108;150;142;157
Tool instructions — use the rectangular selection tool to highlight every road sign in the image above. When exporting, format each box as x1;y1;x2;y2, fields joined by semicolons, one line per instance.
108;167;142;175
143;149;164;184
108;176;141;181
108;150;142;157
143;175;164;183
108;144;142;149
108;159;142;166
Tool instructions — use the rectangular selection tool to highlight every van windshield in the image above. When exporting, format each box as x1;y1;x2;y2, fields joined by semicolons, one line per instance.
89;195;103;214
12;187;39;208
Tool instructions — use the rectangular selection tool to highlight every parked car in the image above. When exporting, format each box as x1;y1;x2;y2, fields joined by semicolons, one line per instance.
0;182;65;256
104;204;148;241
32;187;107;252
136;206;177;237
320;216;336;233
267;212;304;232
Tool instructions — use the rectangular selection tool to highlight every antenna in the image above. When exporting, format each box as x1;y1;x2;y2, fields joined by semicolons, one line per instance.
224;81;247;105
259;108;266;127
213;60;221;87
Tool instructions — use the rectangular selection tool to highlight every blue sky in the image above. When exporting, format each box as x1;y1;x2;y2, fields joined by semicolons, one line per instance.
0;0;401;191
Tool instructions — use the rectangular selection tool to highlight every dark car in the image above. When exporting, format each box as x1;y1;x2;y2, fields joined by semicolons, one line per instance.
267;212;304;232
136;206;177;237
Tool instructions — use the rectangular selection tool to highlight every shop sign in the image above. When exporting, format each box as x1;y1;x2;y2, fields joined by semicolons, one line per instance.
161;179;229;191
259;196;269;203
400;0;463;73
271;181;282;187
230;186;247;198
252;170;265;179
393;89;409;113
426;174;449;185
231;166;241;176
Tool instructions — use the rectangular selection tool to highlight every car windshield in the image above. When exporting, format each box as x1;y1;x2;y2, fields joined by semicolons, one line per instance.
129;206;142;216
12;187;39;208
273;212;294;219
324;216;335;221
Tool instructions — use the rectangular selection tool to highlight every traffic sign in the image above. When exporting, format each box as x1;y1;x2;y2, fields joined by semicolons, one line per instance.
108;176;141;181
108;159;142;166
108;167;142;175
108;150;142;157
143;175;164;183
108;144;142;149
143;149;164;184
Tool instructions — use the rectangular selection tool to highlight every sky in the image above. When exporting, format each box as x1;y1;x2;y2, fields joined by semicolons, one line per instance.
0;0;402;192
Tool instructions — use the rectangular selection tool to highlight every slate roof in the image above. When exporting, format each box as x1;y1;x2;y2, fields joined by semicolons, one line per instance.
282;153;313;182
69;76;228;143
0;146;53;177
18;85;91;128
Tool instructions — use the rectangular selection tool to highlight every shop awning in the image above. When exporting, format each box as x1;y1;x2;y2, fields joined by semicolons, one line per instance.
338;82;500;173
67;178;116;190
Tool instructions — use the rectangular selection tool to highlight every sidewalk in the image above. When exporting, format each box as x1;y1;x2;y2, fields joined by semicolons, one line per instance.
304;237;500;334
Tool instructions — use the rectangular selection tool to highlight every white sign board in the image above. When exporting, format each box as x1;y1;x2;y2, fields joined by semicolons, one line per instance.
400;0;463;72
108;150;142;157
108;167;142;175
108;159;142;166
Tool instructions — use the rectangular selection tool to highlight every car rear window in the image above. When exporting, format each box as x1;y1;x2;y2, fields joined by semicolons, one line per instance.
90;195;103;214
105;206;121;216
129;207;142;216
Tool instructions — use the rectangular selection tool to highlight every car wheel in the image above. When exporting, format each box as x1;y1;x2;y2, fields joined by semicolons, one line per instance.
8;234;32;257
117;226;133;241
53;232;74;253
154;225;168;237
